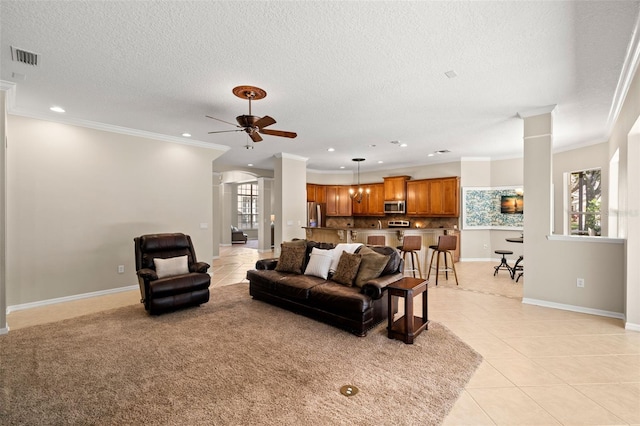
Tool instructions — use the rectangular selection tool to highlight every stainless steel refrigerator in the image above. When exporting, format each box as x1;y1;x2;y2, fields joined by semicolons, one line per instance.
307;202;326;227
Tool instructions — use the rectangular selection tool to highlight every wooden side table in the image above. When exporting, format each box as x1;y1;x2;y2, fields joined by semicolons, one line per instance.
387;277;429;344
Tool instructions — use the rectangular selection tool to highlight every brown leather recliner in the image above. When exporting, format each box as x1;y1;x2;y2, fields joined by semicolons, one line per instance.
134;233;211;314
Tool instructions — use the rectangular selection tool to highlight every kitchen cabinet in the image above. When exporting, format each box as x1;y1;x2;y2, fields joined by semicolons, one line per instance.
306;184;326;203
352;183;384;216
406;180;430;215
383;176;410;201
406;177;460;217
326;185;352;216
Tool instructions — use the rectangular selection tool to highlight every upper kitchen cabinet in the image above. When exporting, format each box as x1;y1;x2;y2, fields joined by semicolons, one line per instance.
326;185;352;216
406;177;460;217
352;183;385;216
383;176;410;201
306;184;326;203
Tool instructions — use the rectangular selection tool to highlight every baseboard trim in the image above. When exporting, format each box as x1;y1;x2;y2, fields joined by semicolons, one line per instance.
6;285;138;314
625;322;640;332
522;297;625;320
0;326;9;335
459;257;494;262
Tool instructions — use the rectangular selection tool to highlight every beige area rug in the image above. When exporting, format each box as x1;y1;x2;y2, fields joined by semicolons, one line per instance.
0;283;482;425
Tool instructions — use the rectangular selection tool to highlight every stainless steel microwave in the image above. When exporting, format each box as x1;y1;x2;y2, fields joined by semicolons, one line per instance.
384;201;405;214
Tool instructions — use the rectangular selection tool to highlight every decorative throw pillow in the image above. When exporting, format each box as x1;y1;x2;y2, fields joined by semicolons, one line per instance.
154;255;189;279
304;247;334;279
331;252;362;287
354;246;390;288
275;241;307;274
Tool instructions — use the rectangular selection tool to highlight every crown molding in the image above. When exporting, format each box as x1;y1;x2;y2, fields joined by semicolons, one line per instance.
0;80;16;109
517;104;557;119
273;152;308;162
606;11;640;135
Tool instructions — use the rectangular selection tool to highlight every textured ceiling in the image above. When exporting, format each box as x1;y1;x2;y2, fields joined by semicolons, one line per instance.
1;1;639;173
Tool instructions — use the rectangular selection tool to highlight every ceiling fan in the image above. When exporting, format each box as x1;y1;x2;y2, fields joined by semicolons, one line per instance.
206;85;297;143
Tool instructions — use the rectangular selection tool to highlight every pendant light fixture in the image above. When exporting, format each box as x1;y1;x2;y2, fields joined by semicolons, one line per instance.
349;158;370;203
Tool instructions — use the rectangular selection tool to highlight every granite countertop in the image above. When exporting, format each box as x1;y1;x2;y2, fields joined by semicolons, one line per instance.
303;227;455;231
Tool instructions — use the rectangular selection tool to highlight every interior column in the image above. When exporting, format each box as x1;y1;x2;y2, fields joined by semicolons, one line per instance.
257;177;273;253
273;153;308;256
519;106;555;296
0;87;8;333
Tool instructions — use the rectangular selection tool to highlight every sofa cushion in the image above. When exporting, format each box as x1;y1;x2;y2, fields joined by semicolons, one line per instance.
367;245;403;276
154;255;189;279
309;282;372;315
354;246;390;288
275;240;307;274
274;274;325;300
328;243;362;273
331;251;362;287
304;247;334;279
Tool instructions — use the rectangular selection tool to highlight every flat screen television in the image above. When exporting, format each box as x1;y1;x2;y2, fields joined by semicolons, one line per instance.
501;195;523;214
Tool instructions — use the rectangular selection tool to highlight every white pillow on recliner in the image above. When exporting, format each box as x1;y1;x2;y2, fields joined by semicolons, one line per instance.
154;255;189;279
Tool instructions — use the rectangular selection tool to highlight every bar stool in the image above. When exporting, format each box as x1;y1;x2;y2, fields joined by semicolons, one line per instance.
493;250;513;276
367;235;385;246
512;255;524;282
396;235;422;278
427;235;459;285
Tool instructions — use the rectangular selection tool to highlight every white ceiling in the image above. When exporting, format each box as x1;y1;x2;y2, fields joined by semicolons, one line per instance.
2;1;639;173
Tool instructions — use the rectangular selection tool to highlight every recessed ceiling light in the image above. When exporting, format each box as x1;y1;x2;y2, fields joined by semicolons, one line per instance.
328;147;335;152
369;144;376;148
445;70;457;79
378;160;383;164
339;166;345;169
436;149;451;154
182;133;191;137
400;143;408;148
248;163;254;167
428;153;435;157
390;140;400;145
50;106;65;113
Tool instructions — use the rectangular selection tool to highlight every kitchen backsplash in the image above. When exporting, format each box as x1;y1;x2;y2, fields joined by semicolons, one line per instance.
326;216;459;229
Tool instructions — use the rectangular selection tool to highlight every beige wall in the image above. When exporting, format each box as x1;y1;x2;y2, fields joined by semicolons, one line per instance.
552;142;609;235
307;161;461;186
1;90;7;332
607;58;640;329
6;115;225;306
274;153;307;253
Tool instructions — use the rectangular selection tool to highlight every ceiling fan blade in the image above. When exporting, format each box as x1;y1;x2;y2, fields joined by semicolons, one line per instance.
249;131;263;143
208;129;243;134
206;115;241;128
254;115;276;129
259;128;297;139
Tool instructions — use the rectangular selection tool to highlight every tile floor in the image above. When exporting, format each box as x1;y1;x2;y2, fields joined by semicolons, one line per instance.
6;242;640;425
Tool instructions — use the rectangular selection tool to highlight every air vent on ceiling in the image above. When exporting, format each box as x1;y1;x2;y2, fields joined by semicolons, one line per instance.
11;46;39;66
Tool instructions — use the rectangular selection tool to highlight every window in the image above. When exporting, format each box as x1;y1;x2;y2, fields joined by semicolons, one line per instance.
569;168;601;236
237;183;259;229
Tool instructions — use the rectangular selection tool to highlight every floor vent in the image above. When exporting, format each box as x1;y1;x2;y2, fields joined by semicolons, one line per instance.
11;46;39;66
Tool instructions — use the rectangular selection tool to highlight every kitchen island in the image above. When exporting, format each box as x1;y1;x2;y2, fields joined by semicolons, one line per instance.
303;226;460;273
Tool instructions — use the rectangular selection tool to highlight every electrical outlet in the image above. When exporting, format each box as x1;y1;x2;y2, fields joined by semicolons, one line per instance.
577;278;585;288
118;265;125;274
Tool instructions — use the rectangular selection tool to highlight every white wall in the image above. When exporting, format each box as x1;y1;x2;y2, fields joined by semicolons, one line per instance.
6;115;225;306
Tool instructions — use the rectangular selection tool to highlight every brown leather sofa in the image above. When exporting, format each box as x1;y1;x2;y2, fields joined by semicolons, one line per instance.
134;233;211;314
246;241;404;336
